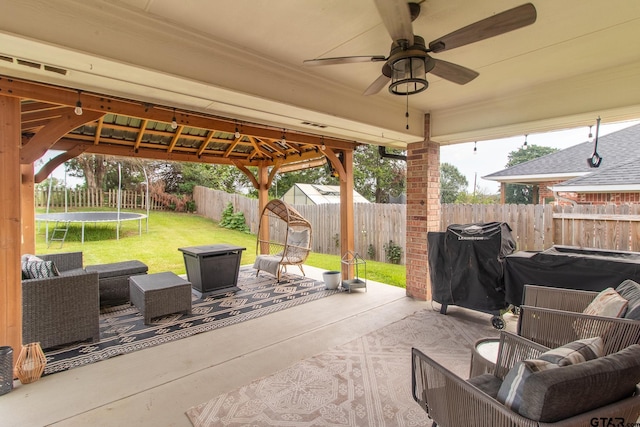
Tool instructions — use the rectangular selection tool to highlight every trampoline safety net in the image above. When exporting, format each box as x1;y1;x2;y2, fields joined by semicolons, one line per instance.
428;222;516;312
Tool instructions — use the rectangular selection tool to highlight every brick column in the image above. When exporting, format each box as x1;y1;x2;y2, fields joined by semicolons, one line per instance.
405;114;440;300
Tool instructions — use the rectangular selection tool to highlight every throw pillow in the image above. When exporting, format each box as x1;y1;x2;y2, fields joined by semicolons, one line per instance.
537;336;603;366
616;279;640;320
497;336;603;411
583;287;628;318
21;254;43;279
22;257;60;279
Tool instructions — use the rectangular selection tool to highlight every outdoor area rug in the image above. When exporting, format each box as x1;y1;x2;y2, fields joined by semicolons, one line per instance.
43;266;339;376
186;306;499;427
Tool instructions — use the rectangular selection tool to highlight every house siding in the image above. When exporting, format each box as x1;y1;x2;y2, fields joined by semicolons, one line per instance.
537;180;640;205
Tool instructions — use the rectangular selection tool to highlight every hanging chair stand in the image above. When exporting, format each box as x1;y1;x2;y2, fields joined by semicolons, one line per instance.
253;200;313;281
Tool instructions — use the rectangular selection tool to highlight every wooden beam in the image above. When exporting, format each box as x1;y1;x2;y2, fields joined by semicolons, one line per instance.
339;149;355;280
20;108;104;164
1;76;358;150
93;116;105;145
197;130;215;157
167;125;184;153
34;145;87;183
21;164;35;255
0;95;22;366
323;147;347;182
278;157;327;173
232;160;259;189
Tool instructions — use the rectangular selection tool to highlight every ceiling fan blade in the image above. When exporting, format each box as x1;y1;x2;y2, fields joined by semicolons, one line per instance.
363;74;391;96
428;3;537;53
303;56;387;66
430;59;479;85
373;0;414;45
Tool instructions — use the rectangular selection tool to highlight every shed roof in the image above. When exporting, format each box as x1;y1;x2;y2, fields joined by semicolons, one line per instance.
288;183;370;205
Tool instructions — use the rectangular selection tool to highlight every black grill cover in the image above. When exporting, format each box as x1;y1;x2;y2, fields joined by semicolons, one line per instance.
504;245;640;306
428;222;516;312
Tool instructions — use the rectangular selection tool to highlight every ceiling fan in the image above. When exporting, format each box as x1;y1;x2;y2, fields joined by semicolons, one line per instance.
303;0;537;96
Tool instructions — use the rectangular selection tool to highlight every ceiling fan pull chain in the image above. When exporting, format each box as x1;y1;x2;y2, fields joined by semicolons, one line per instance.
405;93;409;130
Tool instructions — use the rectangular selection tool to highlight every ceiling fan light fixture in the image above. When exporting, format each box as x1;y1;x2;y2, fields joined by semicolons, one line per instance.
389;56;428;96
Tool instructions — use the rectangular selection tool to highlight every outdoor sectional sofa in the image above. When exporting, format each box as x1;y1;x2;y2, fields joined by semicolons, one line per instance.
21;251;148;349
412;331;640;426
22;252;100;349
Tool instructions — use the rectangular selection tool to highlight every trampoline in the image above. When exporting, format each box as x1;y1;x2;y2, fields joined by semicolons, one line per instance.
36;212;148;244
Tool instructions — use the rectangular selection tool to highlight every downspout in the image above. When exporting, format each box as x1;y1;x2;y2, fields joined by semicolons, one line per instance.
378;146;407;161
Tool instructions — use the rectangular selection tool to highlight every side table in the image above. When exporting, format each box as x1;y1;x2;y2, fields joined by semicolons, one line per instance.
469;337;500;377
129;272;192;324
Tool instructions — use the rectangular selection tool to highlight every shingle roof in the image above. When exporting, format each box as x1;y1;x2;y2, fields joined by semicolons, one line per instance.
483;124;640;188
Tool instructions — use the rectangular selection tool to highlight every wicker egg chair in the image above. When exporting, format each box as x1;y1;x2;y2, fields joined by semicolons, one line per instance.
253;199;312;281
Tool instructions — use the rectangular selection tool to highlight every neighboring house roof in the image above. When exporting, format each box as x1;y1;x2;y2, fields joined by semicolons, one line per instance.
283;183;370;205
483;124;640;192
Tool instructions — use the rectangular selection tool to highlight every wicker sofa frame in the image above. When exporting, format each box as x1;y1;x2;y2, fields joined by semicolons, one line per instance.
412;331;640;427
518;284;640;355
22;252;100;349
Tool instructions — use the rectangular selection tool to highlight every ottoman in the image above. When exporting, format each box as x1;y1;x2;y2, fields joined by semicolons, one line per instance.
129;272;192;324
86;260;148;306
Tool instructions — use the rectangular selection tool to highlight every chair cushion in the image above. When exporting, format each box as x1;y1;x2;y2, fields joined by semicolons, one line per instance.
583;287;628;318
467;373;502;399
21;255;60;279
497;337;602;413
616;279;640;320
498;344;640;422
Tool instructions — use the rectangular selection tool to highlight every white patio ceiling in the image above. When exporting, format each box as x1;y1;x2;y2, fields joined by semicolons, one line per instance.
1;0;639;148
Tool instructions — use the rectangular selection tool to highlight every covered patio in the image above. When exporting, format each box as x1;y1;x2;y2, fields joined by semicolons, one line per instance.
0;266;513;426
1;0;640;424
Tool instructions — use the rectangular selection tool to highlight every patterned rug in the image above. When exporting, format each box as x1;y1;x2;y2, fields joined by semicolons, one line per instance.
186;306;499;427
43;267;339;376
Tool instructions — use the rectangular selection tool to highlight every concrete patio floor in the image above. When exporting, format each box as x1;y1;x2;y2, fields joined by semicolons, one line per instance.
0;266;514;426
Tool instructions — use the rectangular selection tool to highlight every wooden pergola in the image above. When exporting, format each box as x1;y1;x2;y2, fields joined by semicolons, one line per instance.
0;76;363;362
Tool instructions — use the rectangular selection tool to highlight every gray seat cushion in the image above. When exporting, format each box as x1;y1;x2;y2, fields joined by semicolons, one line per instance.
502;344;640;422
616;279;640;320
85;260;148;278
467;373;502;399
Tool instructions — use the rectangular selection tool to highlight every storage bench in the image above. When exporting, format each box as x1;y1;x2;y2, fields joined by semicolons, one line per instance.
129;272;192;324
86;260;148;306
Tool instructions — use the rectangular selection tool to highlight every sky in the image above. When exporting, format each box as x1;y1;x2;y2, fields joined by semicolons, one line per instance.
440;119;640;194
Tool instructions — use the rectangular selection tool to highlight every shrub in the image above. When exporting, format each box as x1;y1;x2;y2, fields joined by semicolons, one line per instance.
383;240;402;264
219;202;250;233
367;244;376;259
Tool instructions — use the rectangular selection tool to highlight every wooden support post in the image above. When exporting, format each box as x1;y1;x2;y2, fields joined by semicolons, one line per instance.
0;95;22;365
339;150;355;280
257;164;270;254
21;164;35;255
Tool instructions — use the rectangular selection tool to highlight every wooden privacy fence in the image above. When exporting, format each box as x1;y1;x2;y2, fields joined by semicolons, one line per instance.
442;203;640;252
196;187;640;262
35;188;165;210
193;186;406;264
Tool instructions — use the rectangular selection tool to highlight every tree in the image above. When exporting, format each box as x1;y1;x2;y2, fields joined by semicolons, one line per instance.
455;187;500;204
352;145;406;203
66;154;108;189
268;167;337;199
66;155;149;190
505;145;558;204
440;162;468;203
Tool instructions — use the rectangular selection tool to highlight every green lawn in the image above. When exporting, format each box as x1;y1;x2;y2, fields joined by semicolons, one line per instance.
35;209;406;288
